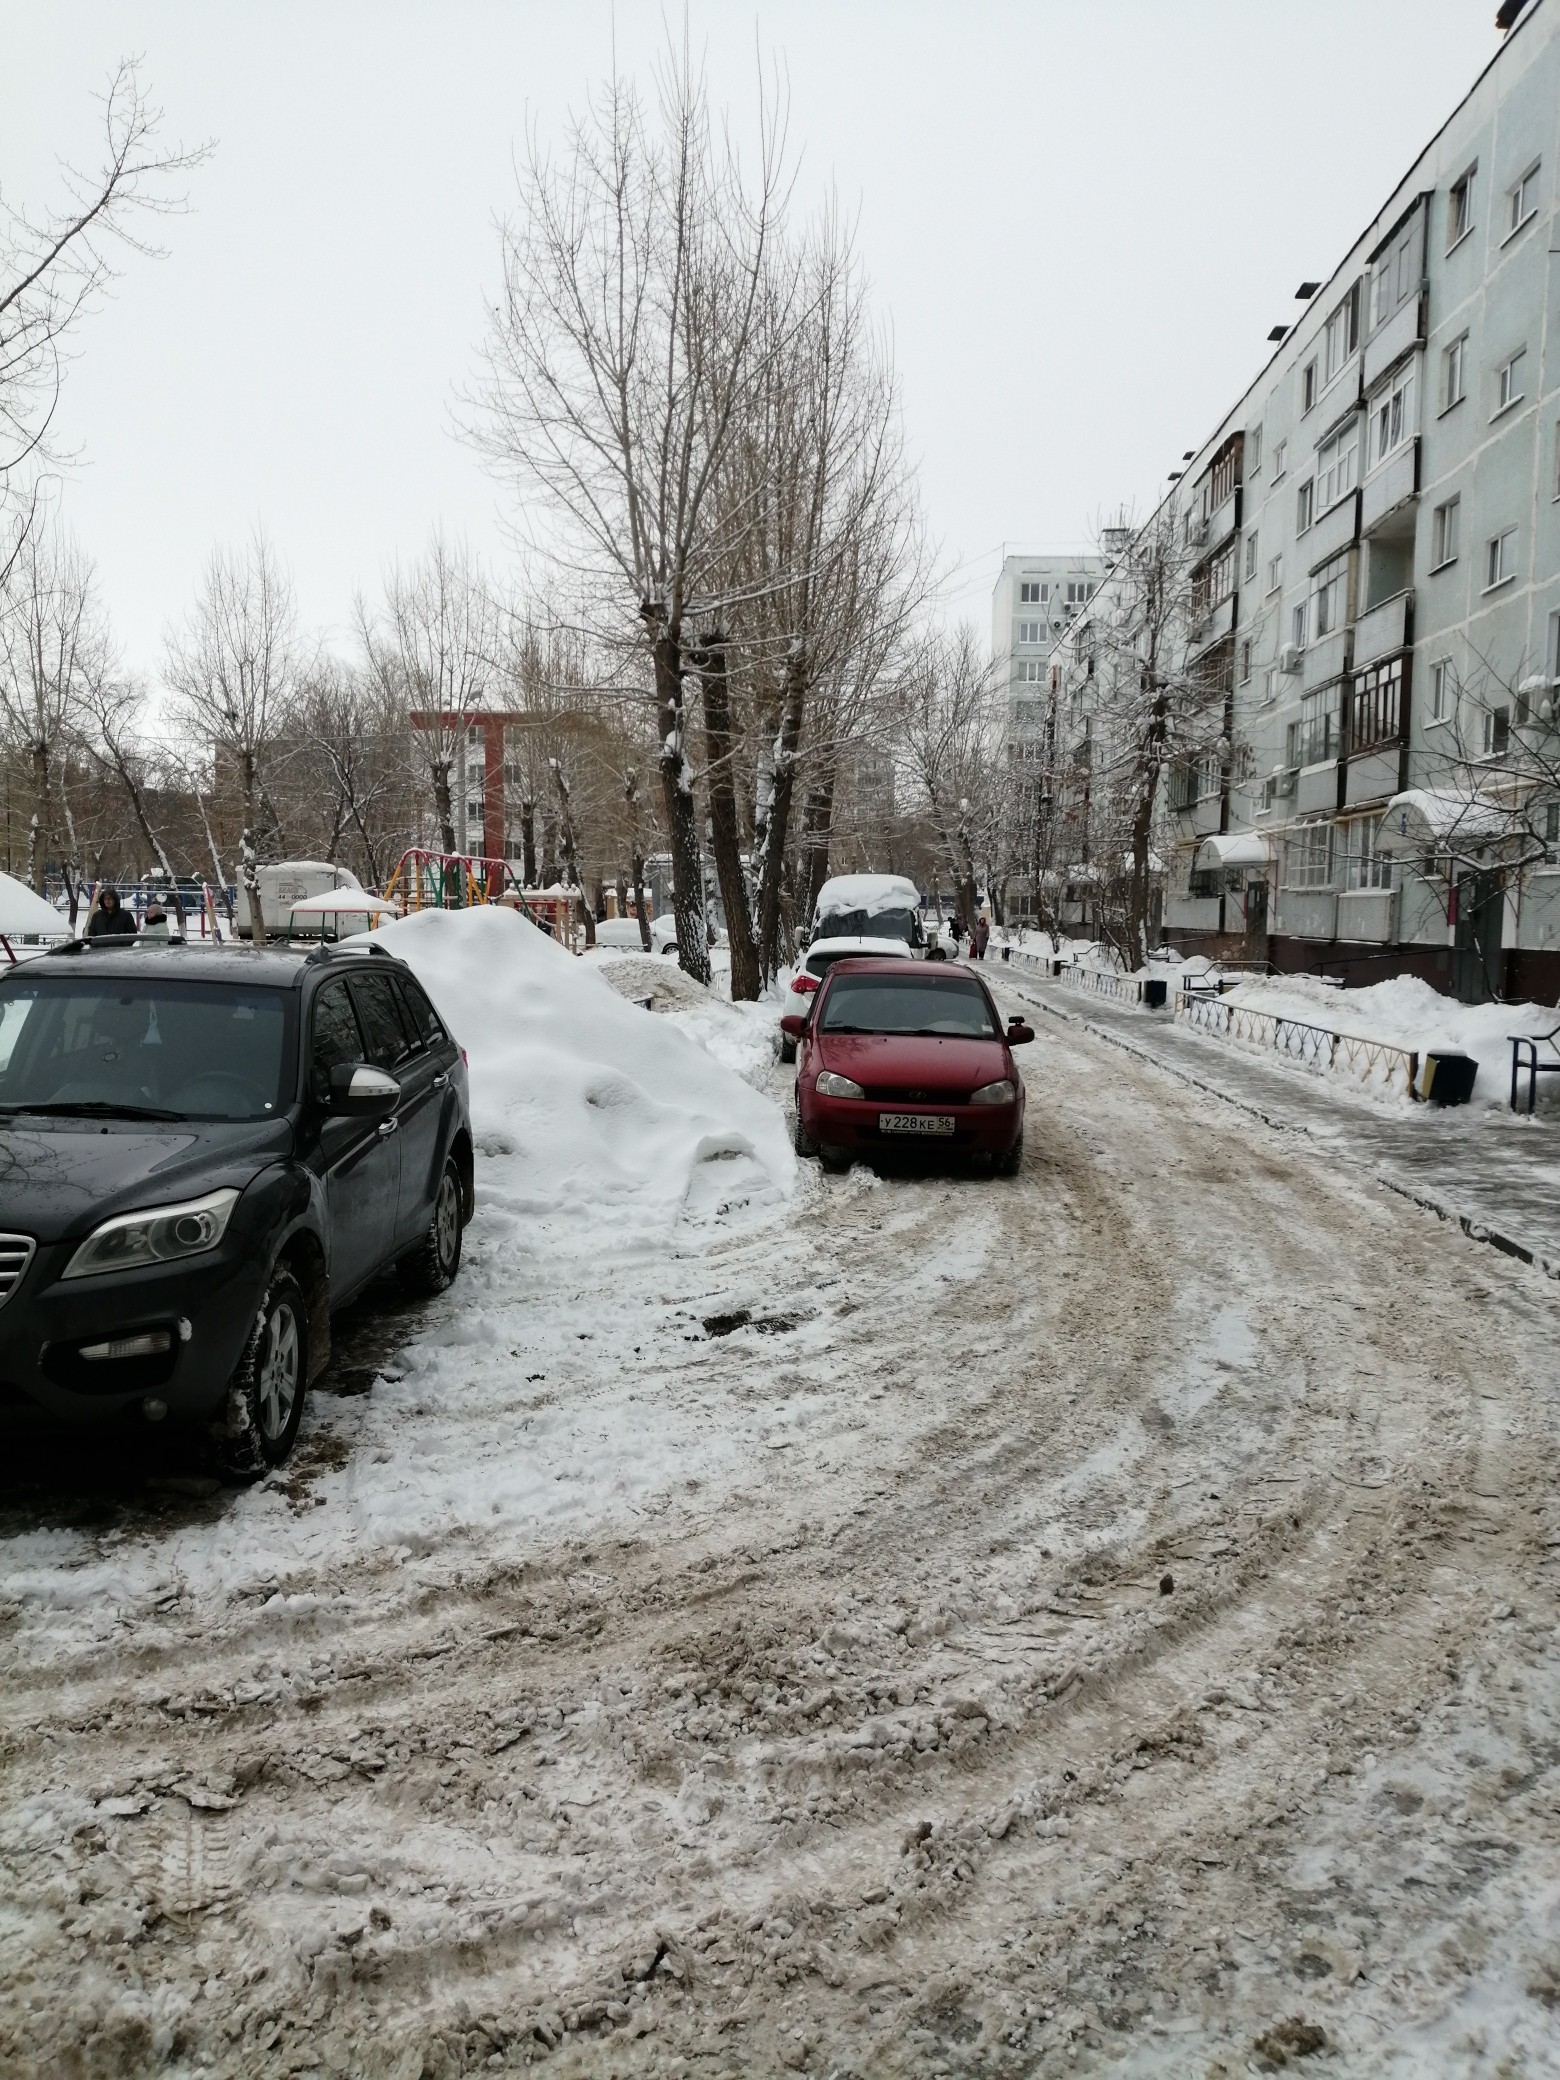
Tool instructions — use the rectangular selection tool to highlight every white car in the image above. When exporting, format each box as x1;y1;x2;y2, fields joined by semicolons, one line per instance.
593;915;680;952
779;872;928;1064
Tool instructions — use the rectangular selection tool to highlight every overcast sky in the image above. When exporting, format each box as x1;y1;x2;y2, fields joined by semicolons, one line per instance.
6;1;1500;676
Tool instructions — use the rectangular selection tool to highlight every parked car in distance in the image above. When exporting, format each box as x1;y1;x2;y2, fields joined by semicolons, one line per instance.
235;859;365;941
781;873;927;1063
0;939;473;1473
593;915;680;953
782;957;1032;1175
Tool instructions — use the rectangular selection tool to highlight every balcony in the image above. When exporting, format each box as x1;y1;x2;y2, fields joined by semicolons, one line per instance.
1352;588;1412;669
1361;439;1420;535
1205;487;1240;553
1186;593;1236;658
1295;761;1340;815
1165;895;1224;932
1363;294;1426;390
1337;887;1399;944
1302;628;1350;689
1345;747;1402;807
1275;889;1338;940
1305;491;1360;572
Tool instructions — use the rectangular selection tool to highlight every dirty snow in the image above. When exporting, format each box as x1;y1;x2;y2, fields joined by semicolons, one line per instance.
3;954;1560;2079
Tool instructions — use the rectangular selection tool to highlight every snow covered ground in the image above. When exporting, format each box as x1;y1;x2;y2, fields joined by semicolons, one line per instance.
3;949;1560;2078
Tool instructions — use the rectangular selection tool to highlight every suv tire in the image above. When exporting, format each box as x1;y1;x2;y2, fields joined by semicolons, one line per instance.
401;1158;464;1296
217;1268;308;1478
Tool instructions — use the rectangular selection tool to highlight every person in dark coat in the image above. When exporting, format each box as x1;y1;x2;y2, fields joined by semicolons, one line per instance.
973;914;991;960
85;887;137;939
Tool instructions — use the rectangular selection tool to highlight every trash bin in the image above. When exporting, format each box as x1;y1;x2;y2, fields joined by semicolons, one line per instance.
1001;945;1011;963
1420;1052;1478;1105
1141;978;1167;1010
1051;957;1066;978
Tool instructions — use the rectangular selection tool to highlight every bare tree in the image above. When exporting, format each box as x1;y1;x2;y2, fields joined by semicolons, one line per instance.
473;45;795;985
899;627;999;937
165;530;303;943
73;666;188;922
0;61;209;583
0;518;109;889
359;534;493;858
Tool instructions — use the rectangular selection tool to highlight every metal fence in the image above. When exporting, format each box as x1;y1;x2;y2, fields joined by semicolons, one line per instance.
1175;990;1419;1099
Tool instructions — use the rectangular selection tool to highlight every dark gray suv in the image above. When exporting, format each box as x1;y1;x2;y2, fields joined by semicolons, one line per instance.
0;938;473;1473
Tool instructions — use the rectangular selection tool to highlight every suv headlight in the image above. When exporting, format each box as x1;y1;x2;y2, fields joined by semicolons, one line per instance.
62;1188;241;1281
815;1071;865;1099
970;1079;1017;1105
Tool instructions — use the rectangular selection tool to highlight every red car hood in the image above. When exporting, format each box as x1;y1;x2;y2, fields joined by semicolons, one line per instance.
816;1031;1011;1094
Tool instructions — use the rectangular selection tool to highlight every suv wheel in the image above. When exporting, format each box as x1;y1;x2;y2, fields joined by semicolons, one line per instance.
218;1269;308;1478
402;1158;464;1296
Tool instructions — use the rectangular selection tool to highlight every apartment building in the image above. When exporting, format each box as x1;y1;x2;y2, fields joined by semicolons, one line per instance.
1055;0;1560;1001
992;551;1105;750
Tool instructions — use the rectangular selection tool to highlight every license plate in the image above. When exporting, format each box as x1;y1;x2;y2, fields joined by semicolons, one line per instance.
878;1112;956;1136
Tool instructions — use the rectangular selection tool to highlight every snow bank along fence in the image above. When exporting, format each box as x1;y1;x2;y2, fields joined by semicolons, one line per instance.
1175;989;1420;1100
1001;947;1168;1009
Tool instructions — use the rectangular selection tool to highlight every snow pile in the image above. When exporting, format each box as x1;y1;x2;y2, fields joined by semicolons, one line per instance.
378;905;794;1246
1222;970;1553;1110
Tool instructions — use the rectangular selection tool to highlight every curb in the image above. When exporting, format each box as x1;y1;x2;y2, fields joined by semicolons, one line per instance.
1000;974;1560;1286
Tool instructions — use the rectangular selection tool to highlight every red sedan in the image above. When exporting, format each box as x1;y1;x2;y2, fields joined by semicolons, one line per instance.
781;957;1033;1175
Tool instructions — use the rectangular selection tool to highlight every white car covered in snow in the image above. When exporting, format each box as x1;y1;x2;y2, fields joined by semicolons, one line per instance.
779;872;927;1063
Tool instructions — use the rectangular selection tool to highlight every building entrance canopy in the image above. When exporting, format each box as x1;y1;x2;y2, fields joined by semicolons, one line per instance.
1378;789;1510;858
1193;832;1272;871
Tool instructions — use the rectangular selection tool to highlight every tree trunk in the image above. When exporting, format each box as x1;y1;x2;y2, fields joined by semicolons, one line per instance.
755;645;807;983
242;750;267;946
520;799;536;887
431;757;457;856
1127;690;1168;969
648;618;710;986
694;630;759;1001
550;759;595;948
624;769;653;952
800;765;835;928
28;740;49;893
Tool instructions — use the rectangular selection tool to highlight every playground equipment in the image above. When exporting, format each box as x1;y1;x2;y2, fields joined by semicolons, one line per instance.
382;848;528;915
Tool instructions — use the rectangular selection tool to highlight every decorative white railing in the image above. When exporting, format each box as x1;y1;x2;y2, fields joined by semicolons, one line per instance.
1174;990;1419;1098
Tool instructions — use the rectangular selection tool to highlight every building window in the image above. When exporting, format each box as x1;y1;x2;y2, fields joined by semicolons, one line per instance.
1272;439;1287;481
1323;283;1361;382
1495;348;1527;414
1369;361;1415;468
1285;820;1335;888
1316;420;1360;512
1302;360;1318;413
1249;426;1263;474
1431;496;1460;569
1448;164;1476;248
1018;619;1042;644
1429;658;1453;723
1244;531;1258;580
1300;685;1340;766
1191;541;1237;619
1296;478;1314;532
1548;608;1560;684
1545;798;1560;863
1485;529;1517;590
1371;216;1423;329
1066;579;1094;605
1238;639;1252;683
1263;666;1279;704
1482;705;1511;757
1291;600;1309;651
1267;554;1282;595
1506;161;1541;239
1349;656;1403;753
1442;333;1467;411
1342;815;1395;891
1555;421;1560;499
1016;659;1044;683
1019;580;1048;604
1207;443;1241;510
1312;555;1348;641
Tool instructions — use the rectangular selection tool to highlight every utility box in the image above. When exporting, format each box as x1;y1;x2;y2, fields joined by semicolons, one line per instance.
1419;1052;1478;1106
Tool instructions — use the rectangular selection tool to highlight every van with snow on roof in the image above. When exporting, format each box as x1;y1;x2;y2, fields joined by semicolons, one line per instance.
779;873;927;1064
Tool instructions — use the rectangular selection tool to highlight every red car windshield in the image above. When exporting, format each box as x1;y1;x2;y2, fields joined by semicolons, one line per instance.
819;972;997;1038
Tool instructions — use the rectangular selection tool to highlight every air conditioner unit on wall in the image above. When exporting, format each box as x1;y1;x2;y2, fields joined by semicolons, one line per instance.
1279;643;1303;674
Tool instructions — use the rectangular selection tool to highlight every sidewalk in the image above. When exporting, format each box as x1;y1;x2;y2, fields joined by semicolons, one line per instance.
994;965;1560;1276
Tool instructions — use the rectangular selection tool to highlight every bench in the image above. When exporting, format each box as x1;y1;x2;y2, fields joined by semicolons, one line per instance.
1508;1024;1560;1113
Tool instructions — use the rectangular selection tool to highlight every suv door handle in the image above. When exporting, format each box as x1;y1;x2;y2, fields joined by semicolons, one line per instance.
432;1072;448;1089
377;1117;399;1136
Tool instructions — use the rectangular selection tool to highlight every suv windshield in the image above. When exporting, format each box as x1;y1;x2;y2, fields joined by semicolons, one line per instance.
819;972;997;1038
815;906;919;944
0;977;291;1122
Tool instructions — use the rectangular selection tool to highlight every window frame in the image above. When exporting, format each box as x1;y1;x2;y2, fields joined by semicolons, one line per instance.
1430;495;1460;572
1441;332;1467;414
1428;657;1454;725
1484;527;1517;592
1017;618;1042;646
1368;360;1416;471
1302;360;1318;414
1447;163;1477;251
1504;160;1541;242
1316;417;1361;513
1295;478;1315;533
1495;347;1527;417
1271;439;1287;482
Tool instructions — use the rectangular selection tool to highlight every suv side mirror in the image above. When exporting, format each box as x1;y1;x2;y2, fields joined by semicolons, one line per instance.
328;1061;400;1115
1007;1019;1035;1046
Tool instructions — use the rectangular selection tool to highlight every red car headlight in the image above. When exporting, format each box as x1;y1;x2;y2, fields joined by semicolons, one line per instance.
815;1070;865;1099
970;1079;1017;1105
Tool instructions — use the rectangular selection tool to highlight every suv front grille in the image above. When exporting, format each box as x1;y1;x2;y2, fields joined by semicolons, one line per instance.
0;1235;37;1309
